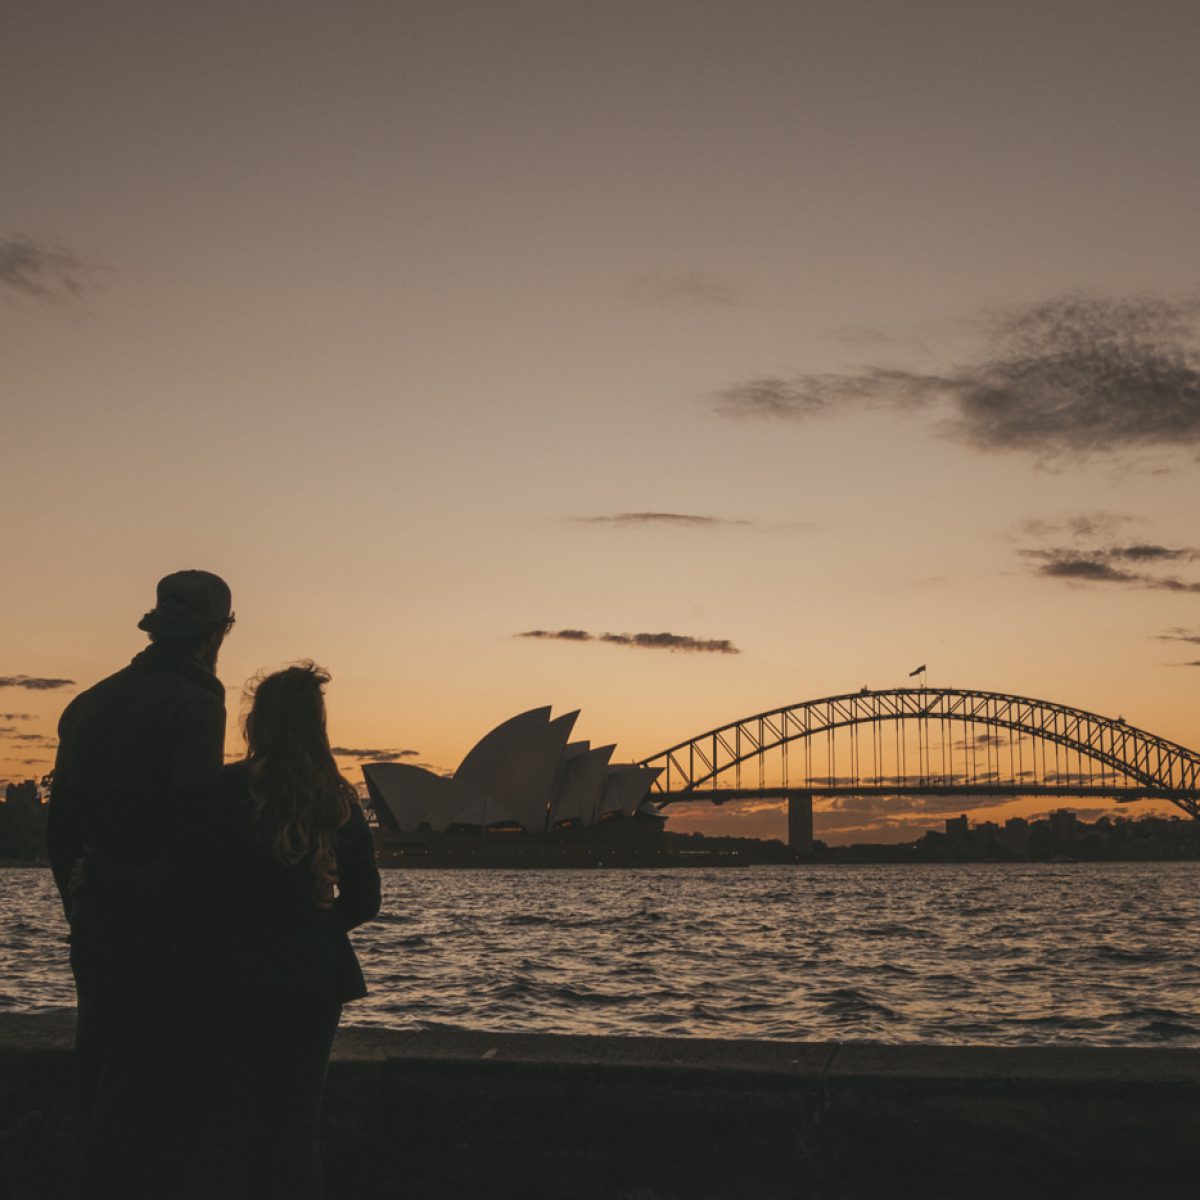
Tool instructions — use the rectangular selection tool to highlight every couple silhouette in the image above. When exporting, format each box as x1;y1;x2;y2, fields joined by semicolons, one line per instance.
46;570;381;1199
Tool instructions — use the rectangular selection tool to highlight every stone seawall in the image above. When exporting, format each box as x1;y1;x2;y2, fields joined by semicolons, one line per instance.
2;1012;1197;1198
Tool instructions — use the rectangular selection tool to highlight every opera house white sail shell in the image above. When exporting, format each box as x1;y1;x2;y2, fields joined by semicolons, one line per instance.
363;707;662;836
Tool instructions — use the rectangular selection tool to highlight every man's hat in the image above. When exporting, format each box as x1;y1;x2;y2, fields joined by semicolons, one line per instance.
137;570;234;638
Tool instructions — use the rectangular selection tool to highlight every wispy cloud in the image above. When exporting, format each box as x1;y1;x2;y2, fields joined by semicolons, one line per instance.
715;293;1200;462
1020;548;1200;592
822;794;1025;820
1156;627;1200;646
576;512;813;535
0;675;75;691
518;629;740;654
1014;513;1138;541
0;235;88;301
575;512;748;528
952;733;1006;749
1015;518;1200;593
810;811;975;842
1022;552;1140;584
714;367;942;420
0;713;33;721
330;746;420;761
1109;544;1196;562
628;272;737;308
599;632;739;654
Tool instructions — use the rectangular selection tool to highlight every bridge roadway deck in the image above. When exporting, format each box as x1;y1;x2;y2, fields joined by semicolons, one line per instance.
655;785;1200;802
3;1011;1198;1198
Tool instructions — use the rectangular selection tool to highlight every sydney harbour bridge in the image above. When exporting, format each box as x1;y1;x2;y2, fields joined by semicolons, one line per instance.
636;687;1200;850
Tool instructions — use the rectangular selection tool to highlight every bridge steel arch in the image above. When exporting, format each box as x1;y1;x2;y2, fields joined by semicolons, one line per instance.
637;687;1200;818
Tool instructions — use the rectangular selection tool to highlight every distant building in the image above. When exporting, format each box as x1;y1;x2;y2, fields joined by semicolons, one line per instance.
1001;817;1030;858
4;780;38;808
945;814;969;837
1049;808;1077;850
0;779;45;861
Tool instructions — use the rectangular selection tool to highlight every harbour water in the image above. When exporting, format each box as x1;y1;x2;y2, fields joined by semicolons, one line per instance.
4;862;1198;1046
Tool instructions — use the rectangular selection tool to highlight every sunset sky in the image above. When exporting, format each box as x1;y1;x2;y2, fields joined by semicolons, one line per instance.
4;1;1198;843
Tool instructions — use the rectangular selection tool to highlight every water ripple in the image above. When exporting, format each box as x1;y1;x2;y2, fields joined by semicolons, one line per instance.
3;862;1200;1045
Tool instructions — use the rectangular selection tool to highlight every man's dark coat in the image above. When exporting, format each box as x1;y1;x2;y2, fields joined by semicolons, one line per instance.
47;641;226;935
46;640;226;1199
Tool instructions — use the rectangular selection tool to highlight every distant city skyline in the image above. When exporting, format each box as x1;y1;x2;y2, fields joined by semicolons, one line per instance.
4;1;1198;843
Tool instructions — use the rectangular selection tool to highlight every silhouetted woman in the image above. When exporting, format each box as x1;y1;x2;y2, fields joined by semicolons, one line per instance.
179;663;380;1199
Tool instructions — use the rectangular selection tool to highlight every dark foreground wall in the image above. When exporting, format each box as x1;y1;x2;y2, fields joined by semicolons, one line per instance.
2;1012;1197;1199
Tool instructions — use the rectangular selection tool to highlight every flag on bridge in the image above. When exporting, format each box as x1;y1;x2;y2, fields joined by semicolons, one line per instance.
909;664;926;677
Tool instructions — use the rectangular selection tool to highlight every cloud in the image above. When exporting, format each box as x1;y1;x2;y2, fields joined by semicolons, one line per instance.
1151;578;1200;593
331;746;419;761
714;293;1200;461
577;513;813;535
628;272;737;308
1022;552;1141;583
0;235;88;301
809;795;1047;842
815;813;945;836
714;367;943;420
518;630;740;654
952;733;1005;749
0;714;33;721
1170;660;1200;668
957;295;1200;456
822;793;1024;820
1110;544;1194;561
576;512;748;528
413;762;451;776
1154;628;1200;646
3;732;55;745
1015;513;1138;541
600;632;740;654
1017;526;1200;592
0;675;75;690
1023;551;1200;592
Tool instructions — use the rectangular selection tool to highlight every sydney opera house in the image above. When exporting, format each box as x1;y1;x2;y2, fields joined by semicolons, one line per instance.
363;707;666;866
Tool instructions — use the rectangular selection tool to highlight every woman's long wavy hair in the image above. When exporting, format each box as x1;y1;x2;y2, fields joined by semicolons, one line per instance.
242;662;354;876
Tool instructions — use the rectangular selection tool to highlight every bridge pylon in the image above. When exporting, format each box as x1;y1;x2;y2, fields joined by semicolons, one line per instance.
788;791;813;856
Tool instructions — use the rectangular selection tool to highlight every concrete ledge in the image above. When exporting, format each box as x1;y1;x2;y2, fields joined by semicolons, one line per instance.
3;1012;1198;1198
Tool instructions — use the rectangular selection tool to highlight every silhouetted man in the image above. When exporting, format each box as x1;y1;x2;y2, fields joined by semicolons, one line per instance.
47;570;233;1199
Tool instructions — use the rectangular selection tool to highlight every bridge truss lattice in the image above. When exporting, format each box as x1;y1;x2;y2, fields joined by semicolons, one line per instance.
637;687;1200;819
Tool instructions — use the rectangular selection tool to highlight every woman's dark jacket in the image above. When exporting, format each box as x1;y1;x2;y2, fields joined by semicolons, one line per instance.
179;762;381;1010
